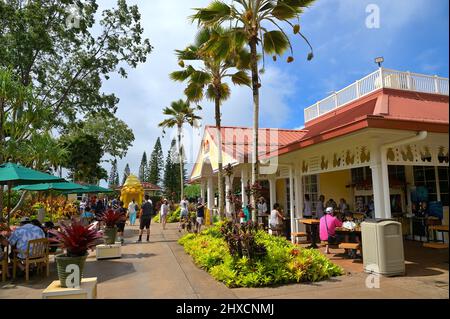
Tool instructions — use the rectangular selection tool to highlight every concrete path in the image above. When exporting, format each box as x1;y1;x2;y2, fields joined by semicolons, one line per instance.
0;223;448;299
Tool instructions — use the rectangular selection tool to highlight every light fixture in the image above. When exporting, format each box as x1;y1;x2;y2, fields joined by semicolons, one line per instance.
375;56;384;67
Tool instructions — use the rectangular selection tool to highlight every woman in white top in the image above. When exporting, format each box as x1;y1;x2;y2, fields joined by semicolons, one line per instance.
257;197;268;225
127;199;137;226
303;194;312;217
316;195;325;219
269;203;285;236
178;197;189;231
160;199;169;230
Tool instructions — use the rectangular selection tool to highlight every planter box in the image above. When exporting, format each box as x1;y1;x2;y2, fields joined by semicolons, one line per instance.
96;243;121;260
42;277;97;299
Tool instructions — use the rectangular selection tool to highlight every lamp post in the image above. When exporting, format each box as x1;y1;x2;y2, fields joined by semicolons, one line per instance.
375;56;384;67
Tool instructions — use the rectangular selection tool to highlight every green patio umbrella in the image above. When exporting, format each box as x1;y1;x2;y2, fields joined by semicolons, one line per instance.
63;184;114;194
0;162;65;223
0;162;65;263
13;181;87;192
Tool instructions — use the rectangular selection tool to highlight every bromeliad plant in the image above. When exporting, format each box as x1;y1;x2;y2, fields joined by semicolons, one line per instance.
220;220;266;260
50;221;103;257
101;209;126;227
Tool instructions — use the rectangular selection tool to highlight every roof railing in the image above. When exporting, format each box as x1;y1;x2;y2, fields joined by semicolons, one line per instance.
304;68;449;123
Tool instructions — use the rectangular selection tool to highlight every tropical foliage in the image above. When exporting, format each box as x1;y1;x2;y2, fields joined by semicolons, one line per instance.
159;100;201;200
171;26;251;218
179;221;343;288
191;0;315;220
50;220;103;257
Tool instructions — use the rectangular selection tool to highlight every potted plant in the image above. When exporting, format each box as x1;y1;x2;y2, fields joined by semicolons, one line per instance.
50;221;102;288
101;209;125;244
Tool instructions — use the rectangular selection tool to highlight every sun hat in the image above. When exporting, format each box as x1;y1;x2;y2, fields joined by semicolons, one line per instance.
325;207;334;214
20;217;30;224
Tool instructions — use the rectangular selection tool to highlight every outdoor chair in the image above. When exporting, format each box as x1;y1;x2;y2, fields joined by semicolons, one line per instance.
13;238;50;282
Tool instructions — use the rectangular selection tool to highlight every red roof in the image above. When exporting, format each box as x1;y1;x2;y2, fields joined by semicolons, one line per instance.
205;126;307;162
264;88;449;158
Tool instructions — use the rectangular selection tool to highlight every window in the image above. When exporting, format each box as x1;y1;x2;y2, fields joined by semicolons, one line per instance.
351;167;372;184
303;175;318;211
438;167;449;206
388;165;406;182
413;166;437;202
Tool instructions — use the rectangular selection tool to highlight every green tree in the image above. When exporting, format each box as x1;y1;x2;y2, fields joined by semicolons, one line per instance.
159;100;201;200
163;141;175;199
108;158;119;188
184;184;201;199
122;163;131;185
0;0;152;145
139;152;147;182
61;133;107;184
171;27;251;219
78;114;135;159
148;137;163;185
192;0;315;220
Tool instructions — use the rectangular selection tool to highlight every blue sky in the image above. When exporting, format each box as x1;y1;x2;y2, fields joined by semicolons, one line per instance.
96;0;449;182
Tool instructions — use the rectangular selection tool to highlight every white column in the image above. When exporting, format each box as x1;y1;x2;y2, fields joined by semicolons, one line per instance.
241;166;248;206
269;178;276;209
225;175;234;216
289;166;295;242
207;177;214;211
200;180;206;203
435;166;441;202
370;142;389;219
380;148;392;219
405;166;414;214
295;168;304;232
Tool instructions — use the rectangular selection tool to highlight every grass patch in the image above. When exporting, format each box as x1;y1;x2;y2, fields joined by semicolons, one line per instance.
178;222;343;288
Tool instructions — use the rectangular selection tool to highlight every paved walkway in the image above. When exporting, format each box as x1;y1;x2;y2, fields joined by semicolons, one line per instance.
0;223;448;299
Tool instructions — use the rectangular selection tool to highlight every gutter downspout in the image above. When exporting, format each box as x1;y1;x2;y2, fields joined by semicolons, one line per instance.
380;131;428;218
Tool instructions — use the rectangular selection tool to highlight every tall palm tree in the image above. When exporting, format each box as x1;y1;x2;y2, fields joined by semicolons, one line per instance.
191;0;315;220
159;100;202;200
170;27;251;219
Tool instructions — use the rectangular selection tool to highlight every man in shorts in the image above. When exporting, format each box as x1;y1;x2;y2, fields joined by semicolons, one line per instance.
137;195;154;242
196;198;205;233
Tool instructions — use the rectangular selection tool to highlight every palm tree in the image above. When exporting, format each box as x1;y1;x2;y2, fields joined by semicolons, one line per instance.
191;0;315;221
170;27;251;219
159;100;202;200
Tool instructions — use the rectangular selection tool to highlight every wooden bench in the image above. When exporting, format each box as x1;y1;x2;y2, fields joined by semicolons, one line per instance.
339;243;361;250
423;242;449;249
320;241;339;249
291;232;307;244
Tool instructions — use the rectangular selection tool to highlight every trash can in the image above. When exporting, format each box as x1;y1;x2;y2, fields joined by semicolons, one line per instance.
361;219;405;276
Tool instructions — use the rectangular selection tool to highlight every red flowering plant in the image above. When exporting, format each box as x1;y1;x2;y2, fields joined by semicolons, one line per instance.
49;221;103;257
100;209;126;228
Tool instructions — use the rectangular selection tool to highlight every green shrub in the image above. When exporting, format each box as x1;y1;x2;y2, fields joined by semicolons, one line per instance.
178;223;344;288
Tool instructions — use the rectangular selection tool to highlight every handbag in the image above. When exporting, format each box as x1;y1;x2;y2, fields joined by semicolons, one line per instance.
325;215;337;244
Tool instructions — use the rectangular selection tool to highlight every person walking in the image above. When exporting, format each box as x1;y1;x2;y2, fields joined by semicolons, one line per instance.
196;198;205;233
160;199;169;230
128;199;137;226
178;196;189;232
137;195;154;242
115;201;126;244
269;203;285;236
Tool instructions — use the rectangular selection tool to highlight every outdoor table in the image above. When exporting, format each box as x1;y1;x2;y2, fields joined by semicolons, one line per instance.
299;219;320;249
428;225;449;243
335;227;362;242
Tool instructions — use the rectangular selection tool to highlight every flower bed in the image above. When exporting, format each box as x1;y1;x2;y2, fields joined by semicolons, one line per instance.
178;221;343;288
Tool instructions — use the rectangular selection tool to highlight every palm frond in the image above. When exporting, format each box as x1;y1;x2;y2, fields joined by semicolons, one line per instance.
230;70;251;86
262;30;290;56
